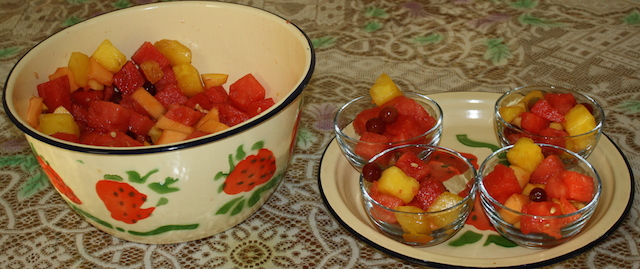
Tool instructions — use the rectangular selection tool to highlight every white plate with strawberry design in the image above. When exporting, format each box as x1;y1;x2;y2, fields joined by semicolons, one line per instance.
318;91;634;268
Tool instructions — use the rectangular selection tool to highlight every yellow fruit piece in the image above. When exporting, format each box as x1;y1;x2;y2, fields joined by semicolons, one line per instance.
139;60;164;84
499;193;529;225
394;206;432;235
202;73;229;89
173;63;204;98
510;165;530;189
499;105;525;124
38;113;80;136
154;39;192;66
402;233;434;243
377;166;420;204
506;137;544;174
68;52;90;88
549;122;564;131
427;191;464;228
91;39;127;73
520;90;544;109
562;104;597;151
369;73;403;106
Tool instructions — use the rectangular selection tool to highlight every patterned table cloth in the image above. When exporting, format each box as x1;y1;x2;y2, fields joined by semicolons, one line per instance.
1;0;639;268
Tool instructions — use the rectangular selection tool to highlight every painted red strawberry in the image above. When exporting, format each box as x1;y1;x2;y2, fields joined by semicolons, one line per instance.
96;180;155;224
223;148;276;195
37;156;82;204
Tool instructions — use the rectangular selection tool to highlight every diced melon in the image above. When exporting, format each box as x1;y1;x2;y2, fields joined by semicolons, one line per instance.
131;88;166;119
369;73;403;106
377;166;420;204
155;129;190;145
173;63;204;98
68;52;90;88
26;96;44;128
197;119;229;134
154;39;192;66
139;60;164;84
394;205;432;234
88;57;114;86
155;116;196;134
91;39;127;73
202;73;229;89
427;191;464;228
509;165;530;189
196;107;221;129
521;183;546;196
498;193;529;225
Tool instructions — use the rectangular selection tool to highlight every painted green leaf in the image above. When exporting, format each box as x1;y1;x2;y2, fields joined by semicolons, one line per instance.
312;36;336;49
364;21;383;33
230;199;246;216
63;16;82;27
216;197;243;215
509;0;538;9
126;169;158;184
128;224;199;236
413;33;444;45
104;174;124;181
148;177;180;194
365;7;388;18
623;11;640;25
484;38;512;65
484;234;519;247
448;230;484;246
247;173;282;207
156;197;169;207
214;171;226;181
0;47;22;59
456;134;500;152
235;145;246;162
251;141;264;151
519;13;564;27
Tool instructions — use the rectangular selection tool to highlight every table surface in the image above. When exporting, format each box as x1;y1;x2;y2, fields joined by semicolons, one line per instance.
1;0;639;268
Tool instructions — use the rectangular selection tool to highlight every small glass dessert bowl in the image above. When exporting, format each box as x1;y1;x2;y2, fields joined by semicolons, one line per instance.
478;138;601;249
495;85;605;159
360;144;476;247
334;92;443;171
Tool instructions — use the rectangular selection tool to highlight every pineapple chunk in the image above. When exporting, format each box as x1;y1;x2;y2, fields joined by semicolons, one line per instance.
520;90;544;109
427;192;464;228
68;52;90;88
369;73;403;106
506;137;544;174
509;165;530;189
394;206;432;234
377;166;420;204
201;73;229;89
38;113;80;136
154;39;192;66
91;39;127;73
562;104;597;151
173;63;204;98
499;105;525;124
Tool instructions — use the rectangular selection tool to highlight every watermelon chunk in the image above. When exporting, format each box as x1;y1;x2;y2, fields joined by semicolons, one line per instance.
113;61;145;95
164;105;203;127
86;100;131;133
520;112;549;135
155;84;188;109
229;73;266;113
544;93;577;115
407;179;446;210
482;163;522;204
131;41;171;69
354;132;389;162
71;89;104;109
37;75;72;111
529;154;565;184
213;103;250;127
204;85;229;104
530;99;565;123
561;170;594;203
395;151;430;181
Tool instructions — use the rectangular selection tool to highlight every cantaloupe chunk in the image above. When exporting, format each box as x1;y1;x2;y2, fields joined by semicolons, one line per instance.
131;88;166;119
139;60;164;84
201;73;229;89
195;107;220;129
154;39;192;66
197;119;229;134
26;96;44;128
173;63;204;98
88;57;113;86
499;193;529;225
68;52;90;88
510;165;530;189
91;39;127;73
369;73;403;106
155;116;195;134
155;129;190;145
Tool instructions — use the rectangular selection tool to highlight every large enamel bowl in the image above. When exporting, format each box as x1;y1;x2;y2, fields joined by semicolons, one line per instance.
2;1;314;244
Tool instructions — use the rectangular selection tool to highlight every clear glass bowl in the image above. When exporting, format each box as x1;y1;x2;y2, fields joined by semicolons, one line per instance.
360;144;476;247
334;92;443;171
495;85;604;159
478;143;601;249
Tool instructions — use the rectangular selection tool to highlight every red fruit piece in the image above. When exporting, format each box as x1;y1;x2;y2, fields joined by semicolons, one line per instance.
205;86;229;104
86;100;132;133
245;98;275;117
131;41;171;70
520;201;563;239
544;93;577;115
155;84;188;109
37;75;72;111
536;128;569;155
128;112;155;137
113;61;145;95
520;112;549;135
561;170;595;203
37;156;82;204
407;179;446;210
71;89;104;109
164;105;203;127
395;151;430;181
354;132;389;163
368;181;403;224
545;174;569;200
482;163;521;204
80;131;144;147
96;180;155;224
529;154;565;184
466;196;495;231
213;103;250;127
425;160;460;182
184;92;213;110
353;106;382;136
223;148;277;195
228;74;266;113
530;99;565;123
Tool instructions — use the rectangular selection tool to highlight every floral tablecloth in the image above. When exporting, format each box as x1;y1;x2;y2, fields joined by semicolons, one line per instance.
1;0;639;268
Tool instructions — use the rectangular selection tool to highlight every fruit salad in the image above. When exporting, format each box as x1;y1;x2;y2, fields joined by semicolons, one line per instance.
360;145;476;246
480;138;600;241
496;86;602;157
28;39;274;147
